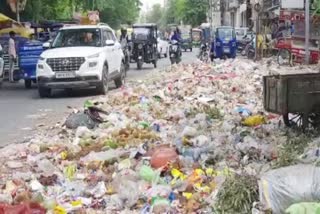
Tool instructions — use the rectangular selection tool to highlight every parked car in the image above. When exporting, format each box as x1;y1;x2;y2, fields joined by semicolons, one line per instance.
36;23;125;97
157;37;169;58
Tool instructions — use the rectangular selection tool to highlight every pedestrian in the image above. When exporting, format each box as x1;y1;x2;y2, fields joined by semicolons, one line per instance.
8;31;16;83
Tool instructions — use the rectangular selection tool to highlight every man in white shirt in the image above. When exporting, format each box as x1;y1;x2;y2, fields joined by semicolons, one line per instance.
8;31;16;82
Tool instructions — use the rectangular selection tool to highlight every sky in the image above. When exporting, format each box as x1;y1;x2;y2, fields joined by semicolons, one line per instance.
141;0;163;12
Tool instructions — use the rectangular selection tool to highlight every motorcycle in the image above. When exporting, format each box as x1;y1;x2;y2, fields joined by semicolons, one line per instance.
169;40;181;64
198;42;209;62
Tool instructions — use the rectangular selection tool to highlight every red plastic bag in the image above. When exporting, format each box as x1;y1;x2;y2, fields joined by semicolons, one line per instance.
0;202;46;214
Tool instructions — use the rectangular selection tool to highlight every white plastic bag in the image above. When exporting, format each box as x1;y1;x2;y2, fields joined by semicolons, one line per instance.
259;165;320;214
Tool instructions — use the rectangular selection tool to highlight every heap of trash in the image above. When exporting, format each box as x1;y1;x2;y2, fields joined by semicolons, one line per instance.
1;59;320;213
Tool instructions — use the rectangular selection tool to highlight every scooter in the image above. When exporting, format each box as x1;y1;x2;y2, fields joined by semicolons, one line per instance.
198;42;210;62
169;40;181;64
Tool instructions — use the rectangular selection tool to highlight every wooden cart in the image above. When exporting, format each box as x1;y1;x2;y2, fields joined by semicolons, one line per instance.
264;73;320;129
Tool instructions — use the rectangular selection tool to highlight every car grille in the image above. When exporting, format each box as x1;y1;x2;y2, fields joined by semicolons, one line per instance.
47;57;85;72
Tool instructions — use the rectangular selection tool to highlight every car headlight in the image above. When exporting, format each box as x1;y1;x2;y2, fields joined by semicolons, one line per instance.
89;61;98;68
38;57;46;61
138;44;143;49
88;53;100;59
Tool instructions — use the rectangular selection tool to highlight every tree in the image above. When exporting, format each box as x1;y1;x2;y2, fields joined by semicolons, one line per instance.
146;4;163;25
182;0;208;26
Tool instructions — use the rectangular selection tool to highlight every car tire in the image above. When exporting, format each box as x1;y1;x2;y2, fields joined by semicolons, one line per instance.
96;64;109;95
38;87;51;98
25;79;32;89
164;53;167;58
153;60;157;68
115;62;126;88
190;48;193;52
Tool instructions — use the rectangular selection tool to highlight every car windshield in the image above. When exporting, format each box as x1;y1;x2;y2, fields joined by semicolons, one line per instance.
133;28;150;35
52;28;101;48
217;28;234;40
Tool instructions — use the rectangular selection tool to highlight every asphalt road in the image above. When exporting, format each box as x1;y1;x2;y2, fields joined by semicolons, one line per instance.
0;50;197;146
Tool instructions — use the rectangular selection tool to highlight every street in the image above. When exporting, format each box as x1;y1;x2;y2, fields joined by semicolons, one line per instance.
0;50;197;146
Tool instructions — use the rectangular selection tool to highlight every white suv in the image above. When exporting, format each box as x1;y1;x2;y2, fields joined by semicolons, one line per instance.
36;24;125;97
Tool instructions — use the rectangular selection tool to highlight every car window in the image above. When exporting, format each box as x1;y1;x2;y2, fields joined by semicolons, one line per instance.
52;28;101;47
107;30;116;42
102;29;108;43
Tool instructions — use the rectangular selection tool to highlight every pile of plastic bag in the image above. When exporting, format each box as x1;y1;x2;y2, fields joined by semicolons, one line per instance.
0;59;319;213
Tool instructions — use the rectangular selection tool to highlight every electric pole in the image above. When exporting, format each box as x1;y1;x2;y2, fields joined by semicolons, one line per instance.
305;0;310;64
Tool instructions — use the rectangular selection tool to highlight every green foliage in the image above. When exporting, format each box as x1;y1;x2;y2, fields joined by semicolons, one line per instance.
272;135;311;168
215;174;259;214
155;0;208;27
145;4;163;25
1;0;141;28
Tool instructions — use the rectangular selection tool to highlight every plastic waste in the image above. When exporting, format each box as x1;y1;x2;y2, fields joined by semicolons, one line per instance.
37;159;57;176
88;182;106;198
150;147;178;169
242;115;266;127
259;165;320;214
64;164;77;181
30;180;44;192
6;161;23;169
139;165;163;184
151;197;171;214
286;203;320;214
80;150;124;162
0;202;46;214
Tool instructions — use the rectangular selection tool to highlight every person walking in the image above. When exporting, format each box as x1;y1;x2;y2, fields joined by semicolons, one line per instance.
8;31;16;82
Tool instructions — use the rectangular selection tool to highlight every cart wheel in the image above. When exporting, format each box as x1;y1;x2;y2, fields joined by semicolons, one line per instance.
283;113;320;129
278;49;292;66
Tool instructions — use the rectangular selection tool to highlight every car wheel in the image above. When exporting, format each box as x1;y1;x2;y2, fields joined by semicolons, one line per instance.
115;62;126;88
24;79;32;89
153;60;157;68
96;64;109;95
190;48;193;52
164;53;167;58
38;87;51;98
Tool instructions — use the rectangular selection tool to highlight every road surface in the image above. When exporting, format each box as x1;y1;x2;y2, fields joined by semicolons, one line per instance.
0;50;197;146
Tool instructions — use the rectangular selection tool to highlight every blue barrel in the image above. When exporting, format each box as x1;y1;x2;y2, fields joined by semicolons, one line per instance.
18;40;43;80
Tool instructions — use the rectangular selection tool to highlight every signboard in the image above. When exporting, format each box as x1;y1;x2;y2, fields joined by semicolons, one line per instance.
281;0;304;9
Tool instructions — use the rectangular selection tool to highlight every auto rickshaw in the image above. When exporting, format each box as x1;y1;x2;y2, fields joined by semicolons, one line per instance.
181;29;192;52
211;26;237;59
191;28;202;47
132;23;158;69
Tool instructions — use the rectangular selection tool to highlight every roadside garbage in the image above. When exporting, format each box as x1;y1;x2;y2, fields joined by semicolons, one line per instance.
2;60;320;212
259;165;320;214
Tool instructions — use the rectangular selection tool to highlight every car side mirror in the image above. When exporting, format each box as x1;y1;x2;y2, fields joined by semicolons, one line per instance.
43;42;51;49
105;40;115;46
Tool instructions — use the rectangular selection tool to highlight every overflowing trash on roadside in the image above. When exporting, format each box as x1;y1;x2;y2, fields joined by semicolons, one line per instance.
1;59;320;213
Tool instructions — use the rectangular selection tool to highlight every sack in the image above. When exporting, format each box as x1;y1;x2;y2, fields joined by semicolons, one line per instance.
259;165;320;214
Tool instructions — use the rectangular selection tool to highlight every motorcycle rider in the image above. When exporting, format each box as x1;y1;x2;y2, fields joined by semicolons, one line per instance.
120;27;130;70
170;29;182;56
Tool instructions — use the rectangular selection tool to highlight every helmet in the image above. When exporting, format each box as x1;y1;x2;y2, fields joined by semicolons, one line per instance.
121;27;127;35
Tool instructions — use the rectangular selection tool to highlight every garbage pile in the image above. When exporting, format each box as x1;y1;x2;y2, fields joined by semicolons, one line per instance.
0;59;320;213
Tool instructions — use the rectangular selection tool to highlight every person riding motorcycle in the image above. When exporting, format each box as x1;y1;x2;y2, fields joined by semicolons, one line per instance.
120;28;130;70
170;30;182;56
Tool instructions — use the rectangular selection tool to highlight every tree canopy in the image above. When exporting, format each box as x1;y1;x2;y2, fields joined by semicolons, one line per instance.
0;0;142;28
145;0;208;28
